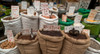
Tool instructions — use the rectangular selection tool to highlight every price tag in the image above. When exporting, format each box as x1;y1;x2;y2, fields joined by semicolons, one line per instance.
64;26;73;33
27;6;34;16
68;6;75;14
22;29;31;35
6;30;14;42
34;1;40;10
41;3;49;16
74;15;82;23
74;26;83;33
82;29;90;36
21;1;27;10
11;6;19;18
62;14;67;22
87;9;98;20
95;6;100;11
43;25;60;31
49;2;53;8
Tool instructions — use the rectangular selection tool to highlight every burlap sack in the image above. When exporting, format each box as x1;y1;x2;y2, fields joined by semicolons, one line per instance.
37;30;64;54
61;31;90;54
15;33;41;54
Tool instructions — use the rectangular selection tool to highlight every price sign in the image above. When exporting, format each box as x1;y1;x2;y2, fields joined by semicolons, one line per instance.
49;2;53;8
64;26;73;33
43;25;60;31
6;30;14;42
34;1;40;10
82;29;90;36
74;26;83;33
74;15;82;23
22;29;31;35
68;6;75;14
41;3;49;16
21;1;27;10
27;6;34;16
62;14;67;22
87;10;98;20
11;6;19;18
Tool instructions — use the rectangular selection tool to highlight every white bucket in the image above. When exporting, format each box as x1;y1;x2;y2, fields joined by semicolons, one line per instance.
85;38;100;54
1;16;22;35
20;12;39;30
0;39;20;54
39;14;58;29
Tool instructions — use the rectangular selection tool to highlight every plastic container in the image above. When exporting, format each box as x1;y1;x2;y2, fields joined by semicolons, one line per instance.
39;14;58;29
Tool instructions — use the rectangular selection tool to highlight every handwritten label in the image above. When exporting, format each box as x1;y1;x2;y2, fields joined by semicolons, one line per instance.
74;15;82;23
82;29;90;36
27;6;34;16
21;1;27;10
43;25;60;31
62;14;67;22
64;26;73;33
69;6;75;14
34;1;40;10
6;30;14;42
74;26;83;33
22;29;31;35
87;10;98;20
49;2;53;8
11;6;19;18
41;3;49;16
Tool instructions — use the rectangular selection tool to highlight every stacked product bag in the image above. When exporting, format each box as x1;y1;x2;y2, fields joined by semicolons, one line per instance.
0;39;20;54
20;11;39;30
37;29;64;54
85;38;100;54
15;32;41;54
1;16;22;35
61;28;90;54
39;14;58;29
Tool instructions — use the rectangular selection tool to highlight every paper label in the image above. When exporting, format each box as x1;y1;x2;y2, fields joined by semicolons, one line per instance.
49;2;53;8
27;6;34;16
22;29;31;35
43;25;60;31
74;26;83;33
82;29;90;36
62;14;67;22
11;6;19;18
41;3;49;16
6;30;14;42
74;15;82;23
95;6;100;11
34;1;40;10
64;26;73;33
87;10;98;20
21;1;27;10
69;6;75;14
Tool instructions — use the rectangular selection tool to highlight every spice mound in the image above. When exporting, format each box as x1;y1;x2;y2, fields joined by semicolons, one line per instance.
40;31;62;36
42;15;56;19
4;17;16;20
0;40;16;49
53;8;57;11
18;34;36;40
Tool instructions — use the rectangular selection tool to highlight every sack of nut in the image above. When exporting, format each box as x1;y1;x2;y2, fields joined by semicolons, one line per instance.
0;39;20;54
15;32;41;54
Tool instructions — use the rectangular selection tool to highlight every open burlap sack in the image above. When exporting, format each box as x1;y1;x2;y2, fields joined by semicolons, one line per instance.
61;31;90;54
15;32;41;54
37;30;64;54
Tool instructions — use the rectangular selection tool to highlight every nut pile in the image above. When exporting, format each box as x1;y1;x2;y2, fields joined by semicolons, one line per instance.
0;40;16;49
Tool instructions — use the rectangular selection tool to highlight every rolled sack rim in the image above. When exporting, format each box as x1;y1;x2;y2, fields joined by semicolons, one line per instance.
15;32;38;44
20;11;39;18
87;38;100;53
1;16;21;23
49;7;58;13
0;39;17;53
63;31;90;45
39;14;58;22
37;30;64;42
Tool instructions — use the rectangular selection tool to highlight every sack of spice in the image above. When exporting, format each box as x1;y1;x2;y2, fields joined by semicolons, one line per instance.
61;28;90;54
37;30;64;54
0;39;20;54
15;32;41;54
85;38;100;54
20;11;39;30
49;7;58;15
1;16;22;35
